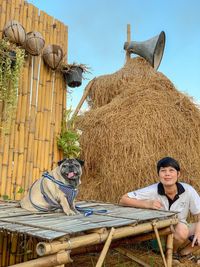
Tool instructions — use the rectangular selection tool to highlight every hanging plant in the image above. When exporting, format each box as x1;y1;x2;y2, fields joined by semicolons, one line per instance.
0;39;25;133
57;109;81;158
61;63;91;88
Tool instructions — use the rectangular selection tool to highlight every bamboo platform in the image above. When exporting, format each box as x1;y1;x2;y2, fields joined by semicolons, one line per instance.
0;201;178;267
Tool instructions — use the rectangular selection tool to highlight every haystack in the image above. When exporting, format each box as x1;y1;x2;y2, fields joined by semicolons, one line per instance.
78;57;200;203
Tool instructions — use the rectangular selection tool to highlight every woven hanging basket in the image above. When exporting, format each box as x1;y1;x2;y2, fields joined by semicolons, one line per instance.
43;44;63;70
24;31;45;56
3;20;26;45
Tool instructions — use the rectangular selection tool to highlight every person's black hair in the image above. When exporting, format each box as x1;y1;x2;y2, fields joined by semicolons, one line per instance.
157;157;180;174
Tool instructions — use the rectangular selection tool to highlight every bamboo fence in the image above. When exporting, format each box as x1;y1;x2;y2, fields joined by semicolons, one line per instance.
0;0;68;200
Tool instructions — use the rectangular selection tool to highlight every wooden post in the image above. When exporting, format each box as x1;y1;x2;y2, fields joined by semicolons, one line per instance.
152;221;168;267
71;78;96;120
126;24;131;61
166;233;173;267
95;227;115;267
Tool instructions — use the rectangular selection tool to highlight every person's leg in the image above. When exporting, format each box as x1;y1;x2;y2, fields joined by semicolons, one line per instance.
171;222;189;253
179;223;200;256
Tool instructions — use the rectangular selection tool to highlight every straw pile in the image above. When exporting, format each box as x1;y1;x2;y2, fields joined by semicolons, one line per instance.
78;57;200;203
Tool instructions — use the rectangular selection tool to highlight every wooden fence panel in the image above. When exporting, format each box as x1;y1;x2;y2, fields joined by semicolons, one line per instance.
0;0;68;200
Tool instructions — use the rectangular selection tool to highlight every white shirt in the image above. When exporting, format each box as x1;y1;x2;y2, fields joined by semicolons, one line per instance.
127;182;200;223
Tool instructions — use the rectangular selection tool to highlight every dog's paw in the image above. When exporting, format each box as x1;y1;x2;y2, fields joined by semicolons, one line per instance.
74;209;80;215
64;209;77;216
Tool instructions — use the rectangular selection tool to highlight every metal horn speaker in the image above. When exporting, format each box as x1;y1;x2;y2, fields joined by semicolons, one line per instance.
124;31;166;70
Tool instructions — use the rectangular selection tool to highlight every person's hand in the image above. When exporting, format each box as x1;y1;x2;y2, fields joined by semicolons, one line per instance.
148;199;163;210
192;222;200;247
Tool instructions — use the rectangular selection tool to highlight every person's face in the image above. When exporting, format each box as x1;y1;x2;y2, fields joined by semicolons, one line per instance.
158;166;180;187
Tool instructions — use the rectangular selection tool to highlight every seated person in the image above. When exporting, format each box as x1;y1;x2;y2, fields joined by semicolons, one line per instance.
119;157;200;260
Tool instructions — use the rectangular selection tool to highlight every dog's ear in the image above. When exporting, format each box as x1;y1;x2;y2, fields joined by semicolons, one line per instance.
76;159;84;166
57;158;67;166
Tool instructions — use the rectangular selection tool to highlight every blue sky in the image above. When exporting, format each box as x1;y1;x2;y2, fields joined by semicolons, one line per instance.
30;0;200;110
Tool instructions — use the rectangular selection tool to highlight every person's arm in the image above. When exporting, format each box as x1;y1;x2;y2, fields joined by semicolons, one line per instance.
119;194;163;210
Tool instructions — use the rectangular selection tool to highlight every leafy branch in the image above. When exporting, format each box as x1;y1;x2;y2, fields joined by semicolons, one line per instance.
57;109;81;158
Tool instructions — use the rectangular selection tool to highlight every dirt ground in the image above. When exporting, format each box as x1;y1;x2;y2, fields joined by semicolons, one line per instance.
67;245;200;267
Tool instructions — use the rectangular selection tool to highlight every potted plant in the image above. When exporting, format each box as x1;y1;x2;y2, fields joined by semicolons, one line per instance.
61;63;90;88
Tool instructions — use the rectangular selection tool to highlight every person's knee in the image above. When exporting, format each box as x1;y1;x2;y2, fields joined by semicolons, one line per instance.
173;223;189;242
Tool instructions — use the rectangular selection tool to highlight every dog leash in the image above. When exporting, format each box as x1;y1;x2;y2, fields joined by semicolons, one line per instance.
75;205;108;217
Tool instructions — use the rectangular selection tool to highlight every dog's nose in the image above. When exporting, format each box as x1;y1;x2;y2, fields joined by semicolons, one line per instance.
69;166;74;172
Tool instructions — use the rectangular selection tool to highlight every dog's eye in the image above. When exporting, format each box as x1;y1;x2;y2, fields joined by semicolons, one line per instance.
63;163;69;167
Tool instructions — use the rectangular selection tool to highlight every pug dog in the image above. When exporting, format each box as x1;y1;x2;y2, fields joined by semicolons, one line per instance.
20;158;84;216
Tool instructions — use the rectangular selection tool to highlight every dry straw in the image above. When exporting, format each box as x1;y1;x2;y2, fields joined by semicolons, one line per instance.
78;57;200;203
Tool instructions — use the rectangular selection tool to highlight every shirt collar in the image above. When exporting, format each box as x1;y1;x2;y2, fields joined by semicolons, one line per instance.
157;182;185;196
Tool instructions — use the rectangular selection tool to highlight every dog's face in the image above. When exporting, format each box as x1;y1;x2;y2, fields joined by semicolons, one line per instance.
58;158;84;188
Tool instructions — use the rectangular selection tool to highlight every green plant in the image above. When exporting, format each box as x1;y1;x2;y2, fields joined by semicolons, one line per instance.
0;39;25;133
57;109;81;158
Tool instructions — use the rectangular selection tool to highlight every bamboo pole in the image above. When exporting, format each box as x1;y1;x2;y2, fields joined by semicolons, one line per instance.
0;0;12;199
12;1;31;199
9;233;18;266
5;0;21;200
71;227;172;256
19;1;31;197
0;0;7;38
72;78;96;120
42;13;53;171
95;227;115;267
0;231;4;267
32;10;45;181
8;250;72;267
152;221;168;267
49;20;67;169
37;217;178;256
1;137;9;196
15;2;32;199
53;21;63;165
126;24;131;61
2;232;8;267
115;247;151;267
166;233;173;267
